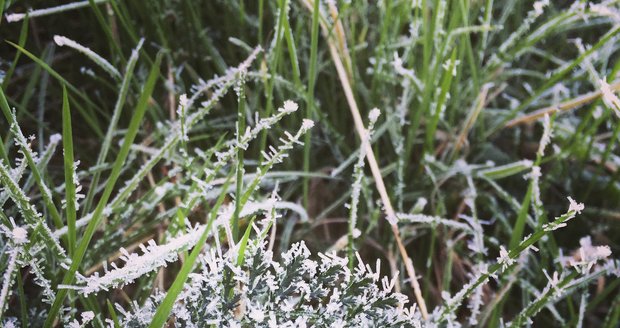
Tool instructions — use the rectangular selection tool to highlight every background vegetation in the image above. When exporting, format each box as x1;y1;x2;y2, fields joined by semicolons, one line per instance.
0;0;619;326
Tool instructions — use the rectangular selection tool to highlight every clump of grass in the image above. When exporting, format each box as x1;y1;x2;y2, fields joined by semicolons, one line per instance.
1;0;620;327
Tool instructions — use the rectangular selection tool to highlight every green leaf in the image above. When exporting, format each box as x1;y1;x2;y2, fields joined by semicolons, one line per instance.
62;85;77;255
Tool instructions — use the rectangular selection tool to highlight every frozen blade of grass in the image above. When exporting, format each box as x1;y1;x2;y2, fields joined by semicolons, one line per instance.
43;52;162;328
478;160;534;180
82;38;144;215
438;205;583;321
66;199;303;296
62;86;77;255
397;213;476;234
510;114;554;249
0;245;19;319
509;271;581;327
347;109;380;267
425;48;457;152
4;0;110;22
53;35;121;80
240;118;314;207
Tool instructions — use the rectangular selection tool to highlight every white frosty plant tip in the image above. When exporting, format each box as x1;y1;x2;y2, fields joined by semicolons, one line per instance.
53;35;121;79
282;100;299;113
368;108;381;123
179;94;189;108
12;227;28;245
49;133;62;144
533;0;549;17
538;114;553;156
497;245;515;272
53;35;68;47
569;236;613;274
301;119;315;130
568;196;584;214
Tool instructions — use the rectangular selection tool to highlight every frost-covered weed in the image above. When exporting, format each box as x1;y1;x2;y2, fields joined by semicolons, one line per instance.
120;241;420;327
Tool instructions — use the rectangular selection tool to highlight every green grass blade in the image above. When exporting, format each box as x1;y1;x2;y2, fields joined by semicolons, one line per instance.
0;0;5;24
282;11;302;89
236;216;255;266
62;85;77;255
232;78;246;242
106;299;121;328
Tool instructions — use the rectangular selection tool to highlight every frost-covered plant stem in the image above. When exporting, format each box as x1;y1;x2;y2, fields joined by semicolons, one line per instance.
241;117;314;206
81;38;143;215
347;109;380;268
0;247;19;318
438;205;582;320
510;270;580;327
232;75;247;242
0;162;67;258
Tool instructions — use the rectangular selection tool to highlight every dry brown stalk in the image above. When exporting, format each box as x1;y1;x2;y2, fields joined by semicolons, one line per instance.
505;80;620;127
